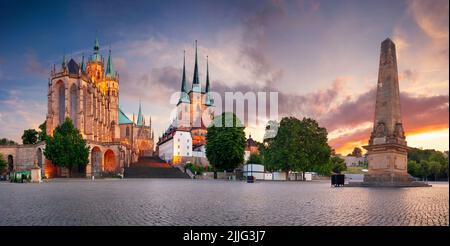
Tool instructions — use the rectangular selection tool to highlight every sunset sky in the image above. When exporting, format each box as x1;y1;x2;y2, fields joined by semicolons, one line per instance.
0;0;448;154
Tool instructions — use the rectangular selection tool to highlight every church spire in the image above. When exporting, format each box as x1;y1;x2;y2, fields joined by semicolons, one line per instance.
105;48;115;78
181;50;187;92
178;50;190;104
94;36;100;52
90;35;102;62
192;40;200;91
205;55;210;93
61;54;66;69
137;100;143;126
80;53;86;72
204;55;213;106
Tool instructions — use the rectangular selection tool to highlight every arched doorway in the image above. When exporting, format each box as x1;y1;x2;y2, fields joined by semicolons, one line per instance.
36;148;44;177
104;150;116;173
91;147;102;177
7;155;13;172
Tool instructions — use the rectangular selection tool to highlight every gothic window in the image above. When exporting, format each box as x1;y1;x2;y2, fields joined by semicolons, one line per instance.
70;84;78;127
83;87;87;131
126;127;130;137
58;83;65;125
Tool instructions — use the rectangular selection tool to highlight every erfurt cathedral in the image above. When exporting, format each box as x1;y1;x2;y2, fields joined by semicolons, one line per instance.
0;37;154;178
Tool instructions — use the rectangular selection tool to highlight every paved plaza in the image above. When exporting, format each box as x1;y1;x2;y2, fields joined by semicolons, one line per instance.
0;179;448;226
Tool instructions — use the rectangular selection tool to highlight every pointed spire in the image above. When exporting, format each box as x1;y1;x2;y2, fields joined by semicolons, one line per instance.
94;34;100;52
149;116;152;129
137;100;143;126
80;53;86;72
205;55;210;93
91;34;101;62
181;50;187;92
105;48;115;78
178;50;190;104
192;40;200;85
62;54;66;68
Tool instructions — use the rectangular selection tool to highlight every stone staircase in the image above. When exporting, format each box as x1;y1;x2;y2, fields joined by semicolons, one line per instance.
124;156;190;179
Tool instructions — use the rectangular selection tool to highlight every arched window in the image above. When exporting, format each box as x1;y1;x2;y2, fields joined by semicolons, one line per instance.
70;84;78;127
126;127;130;137
58;83;65;125
83;87;88;131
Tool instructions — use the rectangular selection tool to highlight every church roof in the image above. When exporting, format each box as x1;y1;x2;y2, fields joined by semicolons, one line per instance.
246;135;257;147
67;59;80;74
119;108;133;124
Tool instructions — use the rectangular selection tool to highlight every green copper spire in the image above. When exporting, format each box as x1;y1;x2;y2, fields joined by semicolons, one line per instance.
105;49;115;78
90;35;102;62
137;100;143;126
80;53;86;72
94;37;100;51
178;50;190;104
62;54;66;68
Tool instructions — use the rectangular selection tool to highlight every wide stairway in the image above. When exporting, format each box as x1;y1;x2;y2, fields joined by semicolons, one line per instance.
124;156;190;179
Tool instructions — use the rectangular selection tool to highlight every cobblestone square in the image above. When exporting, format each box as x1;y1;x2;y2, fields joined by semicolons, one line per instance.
0;179;448;226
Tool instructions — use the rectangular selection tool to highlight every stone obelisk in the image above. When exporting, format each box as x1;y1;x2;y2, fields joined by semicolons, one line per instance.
362;38;420;186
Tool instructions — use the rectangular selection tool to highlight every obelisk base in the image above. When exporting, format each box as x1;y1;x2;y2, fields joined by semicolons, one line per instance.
349;143;431;187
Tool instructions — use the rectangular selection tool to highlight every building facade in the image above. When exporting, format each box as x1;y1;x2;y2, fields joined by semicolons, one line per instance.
157;41;215;167
1;38;154;178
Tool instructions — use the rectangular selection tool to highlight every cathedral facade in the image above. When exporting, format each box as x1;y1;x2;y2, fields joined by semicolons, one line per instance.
0;38;154;178
157;41;215;167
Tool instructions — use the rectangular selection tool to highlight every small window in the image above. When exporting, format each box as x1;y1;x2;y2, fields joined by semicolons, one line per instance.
187;152;189;155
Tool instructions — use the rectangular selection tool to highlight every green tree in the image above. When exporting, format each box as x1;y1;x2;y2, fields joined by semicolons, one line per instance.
263;117;331;180
247;153;262;164
428;161;441;181
38;121;47;142
21;129;38;144
44;118;90;177
419;160;430;181
441;157;449;181
408;160;420;177
0;153;7;171
348;147;363;157
205;112;246;172
330;156;347;174
0;138;18;145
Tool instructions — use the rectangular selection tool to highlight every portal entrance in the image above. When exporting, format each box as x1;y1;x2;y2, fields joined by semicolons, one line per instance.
91;147;102;177
104;150;116;173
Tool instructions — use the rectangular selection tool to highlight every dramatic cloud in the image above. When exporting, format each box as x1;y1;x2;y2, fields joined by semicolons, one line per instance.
24;50;48;77
0;89;46;142
323;88;449;153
